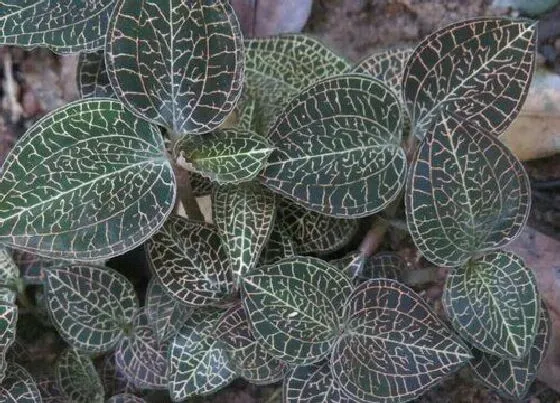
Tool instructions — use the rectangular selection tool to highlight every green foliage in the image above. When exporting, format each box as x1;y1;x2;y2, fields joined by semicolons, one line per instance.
0;363;41;402
55;349;104;403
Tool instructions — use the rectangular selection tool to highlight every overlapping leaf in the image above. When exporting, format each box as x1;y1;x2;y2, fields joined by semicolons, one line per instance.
191;172;215;197
174;129;274;184
470;303;550;400
242;256;353;364
284;361;352;403
213;184;276;286
0;99;175;260
56;349;104;403
331;279;472;402
145;279;193;344
257;221;296;267
262;74;406;218
96;352;137;397
0;0;114;53
216;304;285;384
11;249;68;285
356;252;406;282
402;17;537;138
406;113;530;267
115;311;168;390
45;265;138;353
168;309;235;400
330;252;363;279
0;363;41;402
106;0;244;135
443;251;538;359
0;302;17;382
107;394;146;403
78;50;115;99
0;247;18;287
35;374;65;403
147;216;233;306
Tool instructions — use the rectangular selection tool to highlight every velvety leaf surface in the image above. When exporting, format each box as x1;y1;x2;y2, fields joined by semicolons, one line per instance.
147;216;233;306
284;361;352;403
145;279;193;344
78;50;115;99
242;256;353;364
168;309;235;400
443;251;538;359
0;363;41;402
106;0;244;135
0;0;114;53
406;113;530;267
45;265;138;353
56;349;104;403
0;99;175;260
357;252;406;282
470;303;550;400
402;17;536;138
257;223;295;267
216;304;285;384
97;352;137;397
0;302;17;382
174;129;274;184
262;74;406;218
35;374;65;403
332;279;472;402
106;393;146;403
213;184;276;286
330;252;363;279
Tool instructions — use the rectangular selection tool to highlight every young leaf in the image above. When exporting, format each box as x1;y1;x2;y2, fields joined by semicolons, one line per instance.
406;113;530;267
242;256;353;364
357;252;406;282
115;311;168;390
0;302;17;382
277;199;359;255
168;309;235;400
56;349;105;403
0;363;41;402
174;128;274;184
215;304;285;384
0;99;175;260
331;279;472;402
402;17;537;138
145;279;193;344
262;74;406;218
0;1;114;53
470;303;550;400
147;216;234;306
78;50;116;99
106;0;244;135
107;394;146;403
284;361;352;403
257;222;296;266
213;184;276;286
45;265;139;353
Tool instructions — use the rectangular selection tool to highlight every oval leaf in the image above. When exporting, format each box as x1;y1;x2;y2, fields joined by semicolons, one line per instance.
0;99;175;260
0;303;17;382
284;361;352;403
242;256;353;364
106;0;244;135
78;50;116;99
45;265;138;353
147;216;234;306
213;184;276;286
331;279;472;402
257;222;296;266
262;74;406;218
0;0;114;53
174;128;274;184
406;113;530;267
443;251;539;359
0;363;41;402
403;17;537;138
56;349;104;403
168;309;235;400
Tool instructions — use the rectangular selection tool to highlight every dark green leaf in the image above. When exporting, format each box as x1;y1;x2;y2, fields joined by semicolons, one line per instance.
470;303;550;400
147;216;234;306
403;17;537;139
0;303;17;382
78;50;115;99
0;99;175;260
168;309;235;400
0;363;41;402
406;113;530;266
262;74;406;218
145;278;193;344
357;252;406;282
45;265;138;353
107;393;146;403
56;349;104;403
36;374;65;403
257;222;296;267
11;249;68;285
284;361;352;403
174;128;274;184
331;279;472;402
213;184;276;286
191;172;215;197
329;251;363;279
0;1;114;53
106;0;244;135
216;304;285;384
242;256;353;364
0;247;18;287
97;352;137;397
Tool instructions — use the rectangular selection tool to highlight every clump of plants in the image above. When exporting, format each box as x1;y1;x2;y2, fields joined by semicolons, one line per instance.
0;1;547;402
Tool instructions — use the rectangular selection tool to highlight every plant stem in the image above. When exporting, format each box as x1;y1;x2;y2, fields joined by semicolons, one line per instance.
265;388;282;403
174;165;205;222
